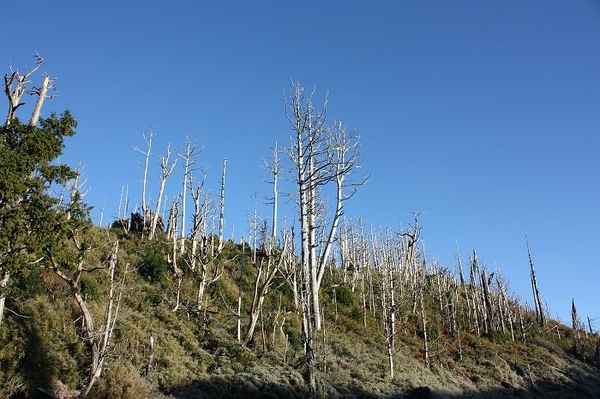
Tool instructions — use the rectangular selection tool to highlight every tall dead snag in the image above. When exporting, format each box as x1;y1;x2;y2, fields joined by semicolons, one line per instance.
218;158;227;253
166;200;184;311
571;298;585;360
177;138;200;254
526;237;545;327
479;267;494;333
133;129;154;234
186;169;208;272
469;250;482;336
243;231;289;344
184;170;223;318
285;82;367;396
455;243;473;333
418;262;430;369
49;239;126;398
149;144;177;240
376;227;398;380
4;51;50;126
243;144;283;344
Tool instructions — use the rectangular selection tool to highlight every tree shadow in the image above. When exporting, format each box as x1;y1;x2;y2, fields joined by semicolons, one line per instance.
156;375;600;399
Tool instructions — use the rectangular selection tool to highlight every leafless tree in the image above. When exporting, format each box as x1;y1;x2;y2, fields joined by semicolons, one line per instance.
177;138;201;254
243;144;286;344
572;298;585;360
4;51;53;126
133;129;154;234
284;81;367;395
149;144;177;240
218;158;227;253
526;237;545;327
49;239;127;398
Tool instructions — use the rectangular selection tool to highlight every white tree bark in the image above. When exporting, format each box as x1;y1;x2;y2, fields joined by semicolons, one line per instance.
4;52;44;125
218;158;227;252
133;129;154;233
149;144;177;240
178;139;199;254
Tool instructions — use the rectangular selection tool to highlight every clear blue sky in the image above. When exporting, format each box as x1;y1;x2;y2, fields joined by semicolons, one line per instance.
4;1;599;326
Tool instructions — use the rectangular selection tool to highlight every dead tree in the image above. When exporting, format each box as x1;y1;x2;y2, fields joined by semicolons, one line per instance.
149;144;177;240
243;144;284;344
526;237;545;327
133;129;154;234
177;138;200;254
166;200;184;311
285;82;367;334
218;158;227;252
376;228;398;380
418;263;430;369
4;51;51;126
572;298;585;360
49;240;126;398
469;250;482;336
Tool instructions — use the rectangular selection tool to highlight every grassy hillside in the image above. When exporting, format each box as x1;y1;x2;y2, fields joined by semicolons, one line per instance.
0;225;599;399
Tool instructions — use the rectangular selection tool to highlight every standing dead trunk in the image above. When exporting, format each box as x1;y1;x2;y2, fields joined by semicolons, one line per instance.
4;51;44;125
217;158;227;253
419;270;430;369
526;237;545;327
572;298;585;360
50;241;124;398
149;144;177;240
29;74;51;126
133;130;154;235
177;139;199;254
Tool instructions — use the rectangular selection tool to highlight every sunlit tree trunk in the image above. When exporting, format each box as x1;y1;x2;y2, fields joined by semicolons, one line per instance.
149;144;177;240
133;129;154;235
178;138;199;254
217;158;227;252
527;237;545;327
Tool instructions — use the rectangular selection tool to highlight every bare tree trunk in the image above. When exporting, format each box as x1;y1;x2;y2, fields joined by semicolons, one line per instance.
178;139;199;254
50;242;124;398
237;262;243;342
4;52;44;125
572;298;585;360
167;201;184;312
218;158;227;253
243;149;285;344
527;237;545;327
133;129;154;235
29;74;52;126
146;334;155;375
419;275;430;369
149;144;177;240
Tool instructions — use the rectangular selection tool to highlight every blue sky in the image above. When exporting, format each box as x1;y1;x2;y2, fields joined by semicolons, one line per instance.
4;1;599;325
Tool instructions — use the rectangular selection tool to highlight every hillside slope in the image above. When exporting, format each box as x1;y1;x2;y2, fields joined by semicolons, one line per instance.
0;229;599;399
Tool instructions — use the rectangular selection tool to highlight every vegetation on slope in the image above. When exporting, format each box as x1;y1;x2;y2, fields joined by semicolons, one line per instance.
1;56;599;399
0;227;599;398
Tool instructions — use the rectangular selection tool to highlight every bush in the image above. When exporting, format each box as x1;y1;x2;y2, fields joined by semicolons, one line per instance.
335;285;355;307
137;251;168;283
92;361;149;399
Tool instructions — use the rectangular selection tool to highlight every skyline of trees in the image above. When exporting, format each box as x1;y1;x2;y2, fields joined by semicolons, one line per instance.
2;54;598;398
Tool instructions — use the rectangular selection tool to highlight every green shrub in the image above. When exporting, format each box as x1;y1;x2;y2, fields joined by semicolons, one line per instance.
80;276;101;302
92;361;149;399
351;306;363;323
335;285;355;307
137;251;168;283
